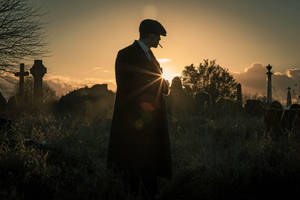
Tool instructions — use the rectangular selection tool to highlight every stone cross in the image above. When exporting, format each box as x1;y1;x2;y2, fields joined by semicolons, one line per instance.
266;64;273;104
30;60;47;106
14;63;29;98
286;87;292;107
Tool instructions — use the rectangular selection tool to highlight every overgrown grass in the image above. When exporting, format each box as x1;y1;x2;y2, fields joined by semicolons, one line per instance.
1;111;300;200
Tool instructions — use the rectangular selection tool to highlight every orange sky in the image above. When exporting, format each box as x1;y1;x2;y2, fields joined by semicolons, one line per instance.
0;0;299;103
27;0;300;92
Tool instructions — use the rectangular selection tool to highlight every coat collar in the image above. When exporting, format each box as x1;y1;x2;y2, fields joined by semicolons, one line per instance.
136;40;150;55
133;40;151;62
132;40;162;73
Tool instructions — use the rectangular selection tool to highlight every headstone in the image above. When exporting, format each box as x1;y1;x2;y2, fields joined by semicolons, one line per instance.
30;60;47;106
195;91;212;111
216;97;237;112
264;101;284;142
281;104;300;133
237;83;242;107
244;99;264;117
0;91;6;111
286;87;292;108
6;96;17;111
14;63;29;99
168;77;193;117
266;64;273;104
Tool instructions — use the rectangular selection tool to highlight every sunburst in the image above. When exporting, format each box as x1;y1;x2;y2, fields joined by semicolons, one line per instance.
121;65;167;106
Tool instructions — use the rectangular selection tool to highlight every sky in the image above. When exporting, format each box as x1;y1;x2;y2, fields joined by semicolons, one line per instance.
1;0;300;102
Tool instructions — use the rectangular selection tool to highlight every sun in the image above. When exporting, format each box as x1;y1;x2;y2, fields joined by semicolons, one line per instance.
161;73;174;82
156;58;180;82
161;70;180;83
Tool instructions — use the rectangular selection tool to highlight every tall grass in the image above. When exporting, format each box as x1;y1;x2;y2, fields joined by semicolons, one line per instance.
1;111;300;200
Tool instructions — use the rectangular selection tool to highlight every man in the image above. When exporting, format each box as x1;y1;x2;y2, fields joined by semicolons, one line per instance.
107;19;172;199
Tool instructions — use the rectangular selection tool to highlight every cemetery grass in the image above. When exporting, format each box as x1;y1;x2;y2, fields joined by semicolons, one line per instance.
1;112;300;200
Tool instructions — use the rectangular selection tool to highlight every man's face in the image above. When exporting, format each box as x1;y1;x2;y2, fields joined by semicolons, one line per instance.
149;33;161;48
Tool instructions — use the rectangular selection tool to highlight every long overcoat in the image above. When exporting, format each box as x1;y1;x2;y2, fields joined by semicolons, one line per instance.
107;41;172;179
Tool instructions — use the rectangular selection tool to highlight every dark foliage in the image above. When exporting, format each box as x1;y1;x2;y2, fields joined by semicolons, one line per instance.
55;84;115;122
182;59;238;104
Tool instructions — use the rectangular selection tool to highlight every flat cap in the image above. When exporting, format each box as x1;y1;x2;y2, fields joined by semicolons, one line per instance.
139;19;167;36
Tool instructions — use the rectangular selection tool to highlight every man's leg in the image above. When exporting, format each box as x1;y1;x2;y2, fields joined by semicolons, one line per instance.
123;172;158;199
141;175;158;199
121;170;140;196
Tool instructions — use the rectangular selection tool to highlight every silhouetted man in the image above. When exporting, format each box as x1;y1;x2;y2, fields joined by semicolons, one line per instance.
107;19;172;199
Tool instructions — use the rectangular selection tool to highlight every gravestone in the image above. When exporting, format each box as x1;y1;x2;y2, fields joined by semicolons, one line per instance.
266;64;273;104
7;96;17;111
286;87;292;108
14;63;29;99
244;99;265;117
168;77;193;116
0;91;6;112
237;83;242;107
195;91;212;111
281;104;300;133
30;60;47;106
264;101;284;142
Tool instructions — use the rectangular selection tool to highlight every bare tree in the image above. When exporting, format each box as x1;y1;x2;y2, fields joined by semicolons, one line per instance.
0;0;47;71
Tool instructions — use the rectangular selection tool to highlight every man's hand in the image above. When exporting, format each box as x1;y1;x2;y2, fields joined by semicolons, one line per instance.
162;79;170;96
165;80;170;88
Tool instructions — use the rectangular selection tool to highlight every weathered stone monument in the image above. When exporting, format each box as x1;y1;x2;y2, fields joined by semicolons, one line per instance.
244;99;265;117
266;64;273;104
14;63;29;100
286;87;292;107
195;91;212;111
168;77;194;116
30;60;47;106
7;96;17;111
237;83;242;107
264;101;284;142
0;91;6;111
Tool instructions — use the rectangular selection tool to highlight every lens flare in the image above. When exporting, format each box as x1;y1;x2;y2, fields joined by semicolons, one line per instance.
161;72;178;82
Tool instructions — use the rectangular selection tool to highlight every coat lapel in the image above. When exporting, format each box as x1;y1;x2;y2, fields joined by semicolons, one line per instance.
148;49;162;74
133;41;162;74
133;41;151;65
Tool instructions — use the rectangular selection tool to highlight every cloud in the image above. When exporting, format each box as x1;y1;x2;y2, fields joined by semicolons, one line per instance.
0;72;116;100
157;58;171;63
93;66;104;71
44;74;116;97
0;72;18;100
286;68;300;78
233;63;300;103
233;63;267;95
92;67;112;74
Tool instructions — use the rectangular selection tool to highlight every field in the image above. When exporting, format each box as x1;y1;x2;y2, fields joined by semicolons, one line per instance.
1;111;300;200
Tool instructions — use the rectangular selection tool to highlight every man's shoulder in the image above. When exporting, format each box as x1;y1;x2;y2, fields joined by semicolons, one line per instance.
117;41;139;57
